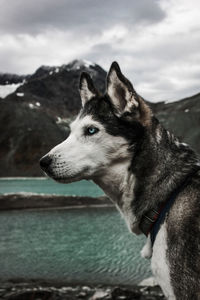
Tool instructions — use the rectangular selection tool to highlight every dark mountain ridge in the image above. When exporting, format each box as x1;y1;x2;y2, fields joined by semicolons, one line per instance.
0;73;28;85
0;60;199;176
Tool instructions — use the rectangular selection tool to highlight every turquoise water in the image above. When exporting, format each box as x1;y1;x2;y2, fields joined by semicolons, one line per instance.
0;178;151;285
0;178;103;197
0;207;151;285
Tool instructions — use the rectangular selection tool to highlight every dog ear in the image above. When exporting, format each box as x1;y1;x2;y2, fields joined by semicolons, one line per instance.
79;72;98;107
107;62;152;125
107;62;140;117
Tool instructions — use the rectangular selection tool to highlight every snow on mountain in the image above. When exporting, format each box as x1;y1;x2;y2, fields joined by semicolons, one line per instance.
0;82;23;99
68;59;95;70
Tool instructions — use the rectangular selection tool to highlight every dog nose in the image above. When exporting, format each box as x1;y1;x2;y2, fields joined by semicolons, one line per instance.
40;155;52;170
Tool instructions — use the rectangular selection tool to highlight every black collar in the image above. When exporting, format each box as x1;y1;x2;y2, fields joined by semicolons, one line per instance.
139;167;200;246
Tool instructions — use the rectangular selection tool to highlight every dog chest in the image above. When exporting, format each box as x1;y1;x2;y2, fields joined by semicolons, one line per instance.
151;222;175;299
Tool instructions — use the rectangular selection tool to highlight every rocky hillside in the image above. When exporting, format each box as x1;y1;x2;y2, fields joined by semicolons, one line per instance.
0;60;199;176
151;94;200;154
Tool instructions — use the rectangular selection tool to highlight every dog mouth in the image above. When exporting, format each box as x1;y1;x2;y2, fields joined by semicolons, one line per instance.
42;165;91;184
51;175;81;184
44;170;77;184
46;169;89;184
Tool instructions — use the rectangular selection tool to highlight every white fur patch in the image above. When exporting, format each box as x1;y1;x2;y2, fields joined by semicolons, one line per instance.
156;127;162;143
174;140;180;147
151;222;175;299
181;142;188;147
94;160;140;234
167;131;171;139
119;172;139;233
141;234;152;259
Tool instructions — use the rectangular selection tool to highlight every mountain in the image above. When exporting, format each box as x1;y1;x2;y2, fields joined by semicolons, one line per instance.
150;93;200;154
0;60;199;176
0;73;28;85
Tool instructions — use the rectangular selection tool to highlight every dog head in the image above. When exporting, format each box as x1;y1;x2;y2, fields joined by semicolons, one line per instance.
40;62;152;183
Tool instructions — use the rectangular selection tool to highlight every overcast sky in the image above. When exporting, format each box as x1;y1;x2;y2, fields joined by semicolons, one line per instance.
0;0;200;102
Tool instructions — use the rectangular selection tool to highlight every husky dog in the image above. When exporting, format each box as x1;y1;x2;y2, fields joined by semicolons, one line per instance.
40;62;200;299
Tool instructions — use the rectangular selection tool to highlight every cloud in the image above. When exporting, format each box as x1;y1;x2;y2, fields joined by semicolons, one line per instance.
0;30;94;74
0;0;200;102
0;0;165;35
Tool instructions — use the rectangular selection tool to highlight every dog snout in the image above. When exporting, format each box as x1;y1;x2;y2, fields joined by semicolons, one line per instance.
39;155;52;171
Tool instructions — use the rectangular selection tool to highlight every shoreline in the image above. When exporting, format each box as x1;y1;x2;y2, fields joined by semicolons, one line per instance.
0;193;112;211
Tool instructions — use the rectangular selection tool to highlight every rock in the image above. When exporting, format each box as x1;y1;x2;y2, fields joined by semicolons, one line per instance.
90;289;109;300
82;286;91;292
0;284;164;300
139;277;158;287
78;291;87;298
111;287;141;300
6;290;53;300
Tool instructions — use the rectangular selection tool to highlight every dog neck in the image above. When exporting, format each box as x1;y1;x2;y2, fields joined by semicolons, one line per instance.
132;119;199;222
93;160;140;234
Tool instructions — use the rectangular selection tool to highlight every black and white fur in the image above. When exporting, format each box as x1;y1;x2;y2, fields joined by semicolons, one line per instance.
40;62;200;299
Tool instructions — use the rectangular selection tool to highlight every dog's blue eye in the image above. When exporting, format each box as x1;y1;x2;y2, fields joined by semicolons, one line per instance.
87;127;99;135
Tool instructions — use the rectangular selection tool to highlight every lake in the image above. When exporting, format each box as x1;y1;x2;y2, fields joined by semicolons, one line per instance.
0;178;151;285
